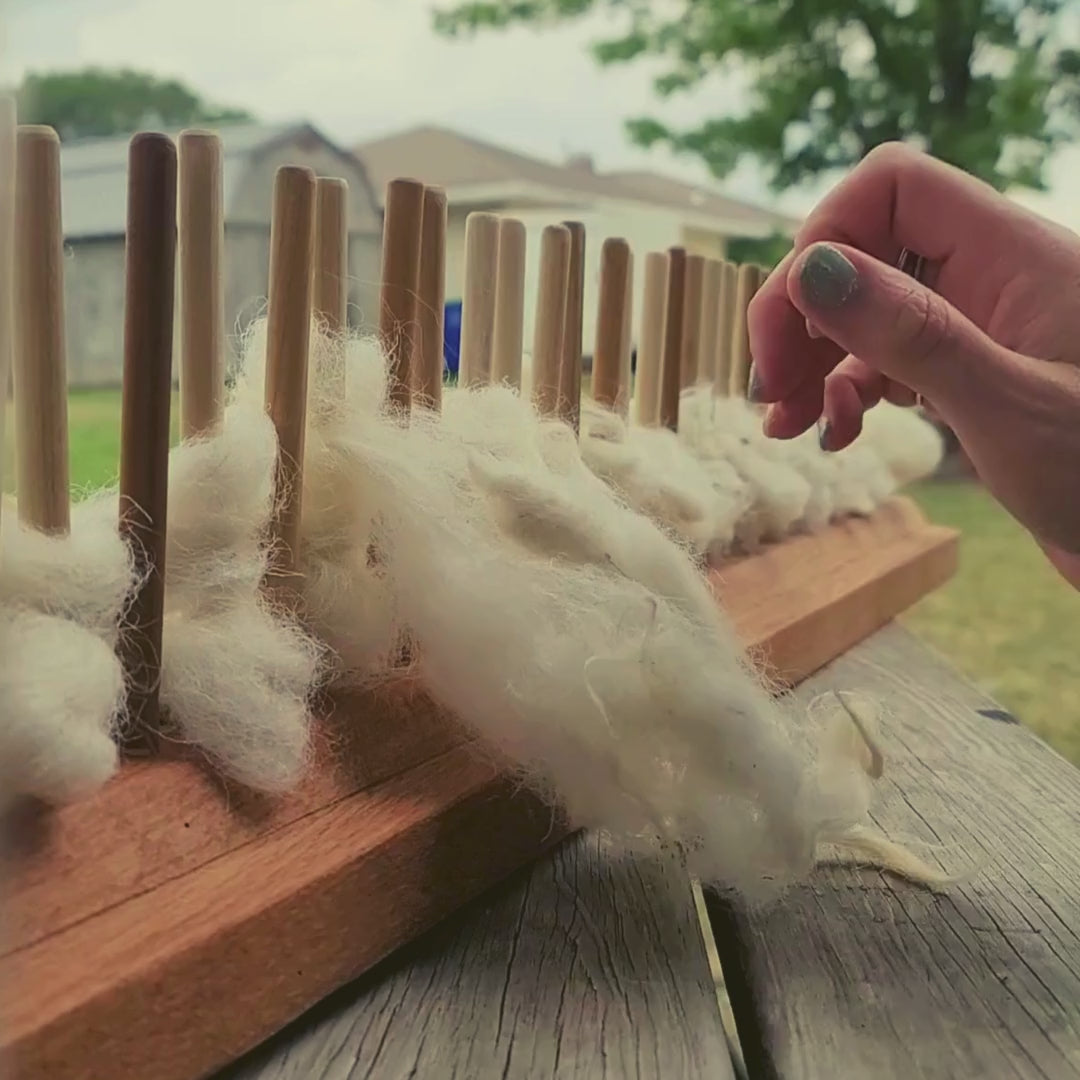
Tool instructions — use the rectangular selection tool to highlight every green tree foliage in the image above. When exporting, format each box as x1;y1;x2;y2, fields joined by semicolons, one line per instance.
433;0;1080;192
16;68;254;141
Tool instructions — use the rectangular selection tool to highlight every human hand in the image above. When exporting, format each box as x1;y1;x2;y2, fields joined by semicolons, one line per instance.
747;141;1080;566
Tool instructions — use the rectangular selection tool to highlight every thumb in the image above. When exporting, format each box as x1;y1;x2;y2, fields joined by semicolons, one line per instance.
787;241;1016;418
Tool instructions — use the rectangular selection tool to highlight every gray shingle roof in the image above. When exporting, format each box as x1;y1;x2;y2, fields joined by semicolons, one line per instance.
354;124;801;235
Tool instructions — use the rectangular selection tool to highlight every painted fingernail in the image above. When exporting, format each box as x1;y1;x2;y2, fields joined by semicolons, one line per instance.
801;245;858;309
747;363;763;402
817;418;832;451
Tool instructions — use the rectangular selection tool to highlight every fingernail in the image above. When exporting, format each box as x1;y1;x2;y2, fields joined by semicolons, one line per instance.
817;418;832;451
801;245;859;309
806;318;824;339
747;363;763;402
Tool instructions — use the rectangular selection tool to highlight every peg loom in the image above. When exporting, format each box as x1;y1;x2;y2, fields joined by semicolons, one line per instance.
0;120;957;1080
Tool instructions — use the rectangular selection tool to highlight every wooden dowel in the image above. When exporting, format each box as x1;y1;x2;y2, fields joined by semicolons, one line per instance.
0;99;17;532
379;177;425;411
591;237;630;410
177;130;225;440
680;253;705;390
729;262;761;398
531;224;571;418
714;260;737;396
117;132;178;740
413;185;446;411
312;176;348;335
263;165;316;581
616;250;634;419
658;246;686;431
13;125;70;535
491;216;526;388
557;220;586;432
459;211;500;388
699;257;722;389
633;251;666;427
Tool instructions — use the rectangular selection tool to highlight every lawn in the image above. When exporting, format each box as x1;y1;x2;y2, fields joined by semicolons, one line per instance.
9;389;1080;764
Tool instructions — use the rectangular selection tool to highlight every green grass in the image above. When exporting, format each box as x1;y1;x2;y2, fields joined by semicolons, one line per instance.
905;481;1080;764
11;390;1080;763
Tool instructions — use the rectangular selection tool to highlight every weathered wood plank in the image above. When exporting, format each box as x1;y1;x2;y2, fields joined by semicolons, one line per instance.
708;623;1080;1080
219;832;735;1080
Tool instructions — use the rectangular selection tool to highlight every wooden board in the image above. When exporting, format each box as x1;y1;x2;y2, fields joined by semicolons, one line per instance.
715;495;957;685
707;624;1080;1080
219;832;737;1080
0;497;957;1080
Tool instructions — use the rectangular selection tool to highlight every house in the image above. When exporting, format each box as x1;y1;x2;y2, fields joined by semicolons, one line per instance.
57;122;382;387
354;124;801;358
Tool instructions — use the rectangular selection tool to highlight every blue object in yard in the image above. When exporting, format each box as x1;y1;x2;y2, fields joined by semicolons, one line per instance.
444;299;462;376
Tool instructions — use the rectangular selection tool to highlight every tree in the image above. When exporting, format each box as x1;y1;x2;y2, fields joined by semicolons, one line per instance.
16;68;254;141
433;0;1080;193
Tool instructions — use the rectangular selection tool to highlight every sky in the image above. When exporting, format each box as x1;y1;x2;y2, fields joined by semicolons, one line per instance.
2;0;1080;231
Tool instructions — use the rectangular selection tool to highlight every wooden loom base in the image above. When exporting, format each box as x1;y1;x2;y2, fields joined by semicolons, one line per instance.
0;495;957;1080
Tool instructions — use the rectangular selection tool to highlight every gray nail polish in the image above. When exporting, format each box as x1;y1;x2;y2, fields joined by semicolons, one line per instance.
801;245;858;309
817;418;832;451
747;364;763;402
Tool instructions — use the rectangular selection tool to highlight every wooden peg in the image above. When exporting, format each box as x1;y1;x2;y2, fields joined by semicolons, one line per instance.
117;132;178;740
263;165;316;582
413;186;446;411
699;258;722;389
379;177;425;411
557;220;586;433
313;177;349;336
491;217;526;388
616;252;635;420
680;253;705;390
634;251;666;427
459;211;500;388
0;99;12;531
591;237;631;411
714;260;738;396
13;126;70;535
658;246;686;431
729;262;761;398
177;130;225;440
531;224;571;418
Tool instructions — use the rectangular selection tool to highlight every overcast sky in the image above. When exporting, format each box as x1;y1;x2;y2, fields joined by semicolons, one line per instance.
2;0;1079;231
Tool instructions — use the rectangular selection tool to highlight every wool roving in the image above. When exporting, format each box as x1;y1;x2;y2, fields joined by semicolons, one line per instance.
859;401;945;487
233;319;934;895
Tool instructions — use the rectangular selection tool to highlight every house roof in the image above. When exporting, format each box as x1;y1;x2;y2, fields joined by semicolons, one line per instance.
354;124;801;236
58;121;372;239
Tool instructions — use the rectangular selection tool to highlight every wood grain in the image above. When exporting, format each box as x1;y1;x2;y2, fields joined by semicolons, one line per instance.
459;211;500;389
412;186;446;411
177;130;225;439
557;220;586;433
531;224;570;418
708;623;1080;1080
221;833;736;1080
591;237;630;410
680;253;705;390
117;132;177;738
13;125;70;533
379;178;425;410
634;251;666;427
713;496;958;686
658;246;685;430
263;165;315;582
491;216;526;388
2;748;570;1080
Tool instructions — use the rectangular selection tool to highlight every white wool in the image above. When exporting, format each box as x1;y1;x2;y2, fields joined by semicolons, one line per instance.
154;401;326;790
859;402;945;487
226;320;899;895
0;607;123;807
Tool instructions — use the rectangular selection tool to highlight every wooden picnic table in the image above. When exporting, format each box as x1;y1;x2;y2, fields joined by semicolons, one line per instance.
216;622;1080;1080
